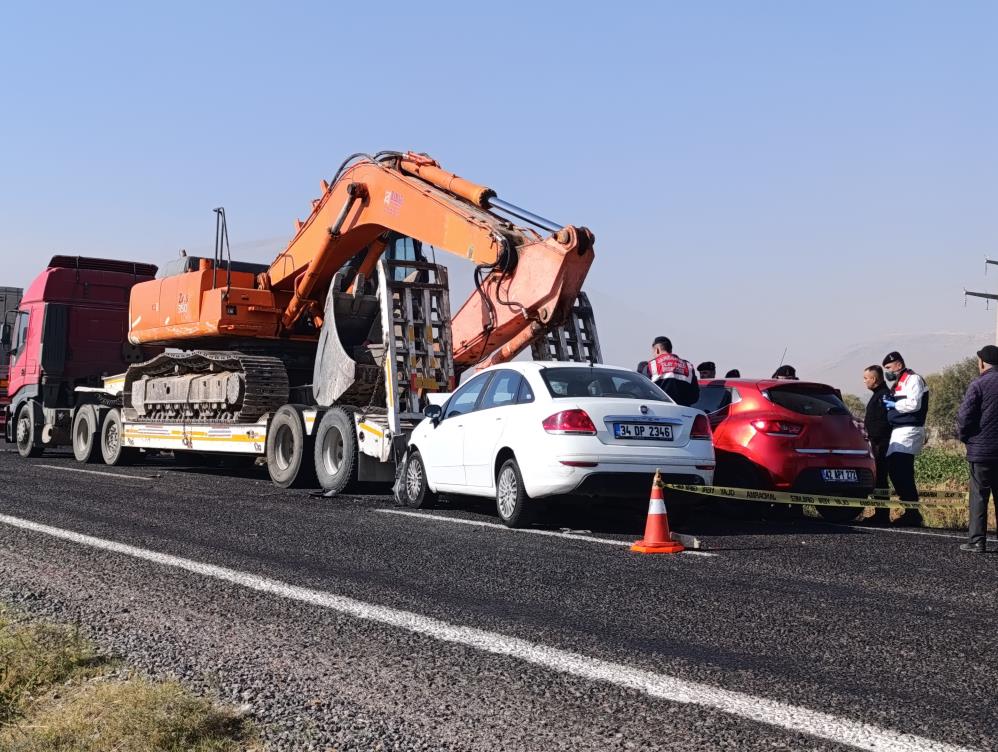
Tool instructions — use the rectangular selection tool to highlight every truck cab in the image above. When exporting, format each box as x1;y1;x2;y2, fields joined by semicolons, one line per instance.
0;286;23;434
2;256;157;456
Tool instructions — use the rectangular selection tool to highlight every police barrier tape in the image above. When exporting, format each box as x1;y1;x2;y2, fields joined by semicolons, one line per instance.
664;484;965;511
871;488;967;500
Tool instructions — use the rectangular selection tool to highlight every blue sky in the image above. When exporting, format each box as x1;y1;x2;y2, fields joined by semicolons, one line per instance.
1;2;996;380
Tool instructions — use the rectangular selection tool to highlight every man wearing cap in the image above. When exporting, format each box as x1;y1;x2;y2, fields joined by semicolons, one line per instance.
955;345;998;553
772;364;799;380
697;361;716;380
882;351;929;524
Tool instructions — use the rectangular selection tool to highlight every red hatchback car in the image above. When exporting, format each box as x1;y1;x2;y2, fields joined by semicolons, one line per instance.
691;379;876;521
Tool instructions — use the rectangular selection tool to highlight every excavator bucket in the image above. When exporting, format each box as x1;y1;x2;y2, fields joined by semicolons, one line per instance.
311;271;386;409
311;258;455;429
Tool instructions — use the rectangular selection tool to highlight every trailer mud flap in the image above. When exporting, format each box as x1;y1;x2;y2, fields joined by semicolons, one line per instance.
392;448;408;505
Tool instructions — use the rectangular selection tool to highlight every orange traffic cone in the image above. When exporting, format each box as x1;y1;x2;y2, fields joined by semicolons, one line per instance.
631;470;685;554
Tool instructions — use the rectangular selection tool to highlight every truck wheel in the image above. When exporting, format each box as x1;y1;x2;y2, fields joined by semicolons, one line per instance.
72;405;103;463
100;408;134;466
15;404;42;458
266;405;316;489
313;408;358;495
496;458;534;528
401;450;436;509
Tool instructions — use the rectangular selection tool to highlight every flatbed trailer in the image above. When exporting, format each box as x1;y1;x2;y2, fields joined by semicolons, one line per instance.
79;258;456;490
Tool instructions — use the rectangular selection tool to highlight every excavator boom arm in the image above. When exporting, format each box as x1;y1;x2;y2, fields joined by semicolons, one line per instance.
127;152;595;373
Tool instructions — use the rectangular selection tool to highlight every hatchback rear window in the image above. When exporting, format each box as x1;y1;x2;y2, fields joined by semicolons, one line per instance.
763;385;850;416
540;367;670;401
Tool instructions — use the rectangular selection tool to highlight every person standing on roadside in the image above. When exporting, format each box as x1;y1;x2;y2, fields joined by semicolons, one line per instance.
955;345;998;553
697;361;716;380
772;365;798;380
863;365;892;522
645;336;700;406
882;351;929;525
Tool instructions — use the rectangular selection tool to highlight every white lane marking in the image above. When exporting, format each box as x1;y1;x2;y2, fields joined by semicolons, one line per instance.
843;525;966;540
0;513;970;752
375;508;717;557
35;464;153;481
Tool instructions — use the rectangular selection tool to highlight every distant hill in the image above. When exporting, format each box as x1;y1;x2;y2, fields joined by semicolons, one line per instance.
802;331;992;399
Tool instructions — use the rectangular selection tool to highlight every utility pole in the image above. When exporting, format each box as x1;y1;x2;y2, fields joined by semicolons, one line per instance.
964;258;998;346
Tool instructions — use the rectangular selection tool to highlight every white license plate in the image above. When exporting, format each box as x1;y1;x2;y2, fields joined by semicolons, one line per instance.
613;423;673;441
821;469;858;483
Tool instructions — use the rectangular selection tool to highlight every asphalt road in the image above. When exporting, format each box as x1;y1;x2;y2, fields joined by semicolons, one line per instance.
0;449;995;751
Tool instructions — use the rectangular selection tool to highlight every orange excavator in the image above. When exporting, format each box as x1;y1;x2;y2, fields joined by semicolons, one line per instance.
102;150;596;491
128;151;594;369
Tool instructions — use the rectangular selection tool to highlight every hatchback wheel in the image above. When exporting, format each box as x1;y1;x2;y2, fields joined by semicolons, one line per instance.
715;461;769;520
815;505;861;523
496;458;533;528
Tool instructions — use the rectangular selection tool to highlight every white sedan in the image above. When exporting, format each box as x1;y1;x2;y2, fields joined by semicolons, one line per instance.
400;362;715;527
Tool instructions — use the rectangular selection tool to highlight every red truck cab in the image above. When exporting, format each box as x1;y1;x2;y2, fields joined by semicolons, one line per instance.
0;286;23;434
2;256;157;456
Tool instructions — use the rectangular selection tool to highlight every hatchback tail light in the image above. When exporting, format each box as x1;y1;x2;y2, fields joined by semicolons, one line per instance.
751;419;803;437
691;414;712;439
543;409;597;435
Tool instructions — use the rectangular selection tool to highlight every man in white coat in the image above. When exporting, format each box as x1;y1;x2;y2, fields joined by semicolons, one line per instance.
882;351;929;525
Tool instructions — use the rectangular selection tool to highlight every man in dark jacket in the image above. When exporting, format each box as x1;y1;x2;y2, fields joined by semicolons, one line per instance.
956;344;998;553
863;365;892;521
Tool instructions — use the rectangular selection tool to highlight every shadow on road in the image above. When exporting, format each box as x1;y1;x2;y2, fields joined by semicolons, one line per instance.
429;492;867;542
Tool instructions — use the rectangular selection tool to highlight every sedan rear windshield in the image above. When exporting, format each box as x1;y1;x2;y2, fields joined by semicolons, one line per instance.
763;385;850;416
541;367;670;401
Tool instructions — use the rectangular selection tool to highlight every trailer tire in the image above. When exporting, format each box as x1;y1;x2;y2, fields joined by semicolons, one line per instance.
15;404;42;458
313;408;358;495
72;405;103;463
266;405;316;489
100;408;134;466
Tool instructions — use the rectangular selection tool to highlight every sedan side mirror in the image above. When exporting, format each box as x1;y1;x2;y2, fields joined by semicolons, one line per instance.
423;403;442;424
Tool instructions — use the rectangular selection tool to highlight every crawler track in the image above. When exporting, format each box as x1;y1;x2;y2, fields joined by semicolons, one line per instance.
122;350;289;423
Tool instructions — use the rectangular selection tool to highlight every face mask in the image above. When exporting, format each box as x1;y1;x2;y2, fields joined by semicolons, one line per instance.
884;369;900;382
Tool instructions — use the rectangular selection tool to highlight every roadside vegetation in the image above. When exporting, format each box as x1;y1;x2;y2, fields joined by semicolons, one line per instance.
0;607;257;752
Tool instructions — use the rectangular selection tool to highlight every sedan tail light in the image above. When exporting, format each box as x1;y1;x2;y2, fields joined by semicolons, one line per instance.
751;419;803;437
691;414;712;439
543;409;597;435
